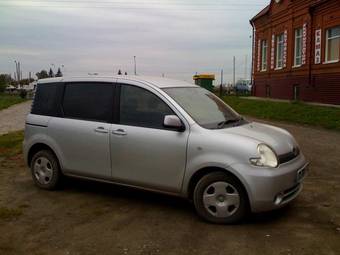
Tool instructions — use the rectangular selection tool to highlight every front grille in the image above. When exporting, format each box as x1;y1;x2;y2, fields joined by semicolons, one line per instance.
278;147;300;164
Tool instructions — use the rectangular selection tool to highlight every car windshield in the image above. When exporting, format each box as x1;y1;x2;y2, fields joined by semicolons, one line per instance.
163;87;246;129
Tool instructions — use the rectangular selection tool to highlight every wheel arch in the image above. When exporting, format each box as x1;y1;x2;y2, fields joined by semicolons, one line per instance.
27;143;61;169
187;166;250;206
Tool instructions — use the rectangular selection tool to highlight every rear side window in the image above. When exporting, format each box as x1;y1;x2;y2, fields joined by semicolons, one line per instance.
62;82;113;122
119;85;174;129
31;83;59;116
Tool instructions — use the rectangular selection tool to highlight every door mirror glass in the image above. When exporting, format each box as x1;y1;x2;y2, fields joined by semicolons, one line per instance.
163;115;184;131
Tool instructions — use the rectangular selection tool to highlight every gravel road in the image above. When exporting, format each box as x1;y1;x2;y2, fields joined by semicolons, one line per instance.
0;101;32;135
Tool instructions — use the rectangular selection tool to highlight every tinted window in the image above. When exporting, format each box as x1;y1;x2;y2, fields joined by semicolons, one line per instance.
119;85;174;129
62;82;113;122
31;83;59;116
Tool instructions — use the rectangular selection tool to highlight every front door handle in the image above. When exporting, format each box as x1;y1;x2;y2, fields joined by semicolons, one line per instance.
94;127;108;134
112;129;127;136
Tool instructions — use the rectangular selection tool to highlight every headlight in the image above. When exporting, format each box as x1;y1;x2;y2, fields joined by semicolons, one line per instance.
250;144;278;168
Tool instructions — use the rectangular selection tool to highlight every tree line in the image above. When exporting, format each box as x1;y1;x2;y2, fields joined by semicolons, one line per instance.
0;74;35;92
36;67;63;79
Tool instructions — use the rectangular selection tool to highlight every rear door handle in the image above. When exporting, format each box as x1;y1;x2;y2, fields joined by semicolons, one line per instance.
94;127;109;134
112;129;127;136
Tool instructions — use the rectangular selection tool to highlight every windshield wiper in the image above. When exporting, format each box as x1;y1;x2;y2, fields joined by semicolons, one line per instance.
217;117;243;129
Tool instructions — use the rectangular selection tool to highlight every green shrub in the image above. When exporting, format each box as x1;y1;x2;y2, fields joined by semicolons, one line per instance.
19;90;27;99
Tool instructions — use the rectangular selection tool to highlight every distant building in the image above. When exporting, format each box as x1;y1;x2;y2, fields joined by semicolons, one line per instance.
251;0;340;105
193;74;215;91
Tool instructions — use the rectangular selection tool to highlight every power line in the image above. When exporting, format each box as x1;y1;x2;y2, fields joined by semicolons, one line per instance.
8;0;264;6
0;6;264;12
2;0;266;11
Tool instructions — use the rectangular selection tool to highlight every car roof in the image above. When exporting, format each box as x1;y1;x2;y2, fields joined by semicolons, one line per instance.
37;75;198;89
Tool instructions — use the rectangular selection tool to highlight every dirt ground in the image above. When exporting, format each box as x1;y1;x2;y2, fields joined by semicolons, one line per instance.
1;119;340;255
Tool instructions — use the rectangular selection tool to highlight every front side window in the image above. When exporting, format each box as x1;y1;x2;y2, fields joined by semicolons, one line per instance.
119;85;174;129
163;87;244;129
261;40;268;71
276;33;284;68
62;82;113;122
294;28;303;66
326;26;340;62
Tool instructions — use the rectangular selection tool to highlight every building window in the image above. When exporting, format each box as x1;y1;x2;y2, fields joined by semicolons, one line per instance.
326;26;340;62
294;28;303;66
261;40;268;71
276;33;284;69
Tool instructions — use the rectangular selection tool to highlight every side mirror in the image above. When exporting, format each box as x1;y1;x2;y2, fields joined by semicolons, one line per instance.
163;115;185;131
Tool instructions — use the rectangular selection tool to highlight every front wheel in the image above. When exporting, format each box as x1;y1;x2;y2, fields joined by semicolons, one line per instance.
193;172;248;224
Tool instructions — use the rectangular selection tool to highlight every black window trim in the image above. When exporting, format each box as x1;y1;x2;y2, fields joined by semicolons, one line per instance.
60;81;115;124
116;83;186;132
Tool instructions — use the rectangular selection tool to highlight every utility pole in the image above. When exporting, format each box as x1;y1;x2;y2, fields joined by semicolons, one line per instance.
134;56;137;75
219;69;223;97
14;60;21;87
233;56;236;88
244;55;248;80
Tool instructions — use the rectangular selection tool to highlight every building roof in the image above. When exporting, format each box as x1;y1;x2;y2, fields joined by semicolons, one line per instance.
37;75;198;89
250;0;332;23
250;4;270;23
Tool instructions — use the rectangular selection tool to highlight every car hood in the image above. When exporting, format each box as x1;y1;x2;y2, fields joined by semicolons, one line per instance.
218;121;298;156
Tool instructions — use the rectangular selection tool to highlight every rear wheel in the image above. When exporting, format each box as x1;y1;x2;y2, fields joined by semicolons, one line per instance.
193;172;248;224
31;150;61;190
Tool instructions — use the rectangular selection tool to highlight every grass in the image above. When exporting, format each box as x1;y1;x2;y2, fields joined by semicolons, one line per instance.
0;207;23;220
222;96;340;131
0;131;24;159
0;93;26;110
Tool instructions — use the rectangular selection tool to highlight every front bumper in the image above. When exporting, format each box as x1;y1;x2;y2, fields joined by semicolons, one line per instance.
231;154;309;213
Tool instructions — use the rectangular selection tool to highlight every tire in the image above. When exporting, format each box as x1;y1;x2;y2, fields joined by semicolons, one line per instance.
30;150;61;190
193;172;248;224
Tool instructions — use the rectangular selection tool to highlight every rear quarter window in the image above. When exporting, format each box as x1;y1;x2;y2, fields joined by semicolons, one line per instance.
31;83;60;116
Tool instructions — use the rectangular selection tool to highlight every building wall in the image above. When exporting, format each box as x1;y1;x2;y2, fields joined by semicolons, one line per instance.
252;0;340;105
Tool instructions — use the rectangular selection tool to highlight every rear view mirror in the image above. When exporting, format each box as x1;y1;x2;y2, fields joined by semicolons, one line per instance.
163;115;185;131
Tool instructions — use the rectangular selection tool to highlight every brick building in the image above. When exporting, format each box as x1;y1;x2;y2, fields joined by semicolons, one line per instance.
250;0;340;105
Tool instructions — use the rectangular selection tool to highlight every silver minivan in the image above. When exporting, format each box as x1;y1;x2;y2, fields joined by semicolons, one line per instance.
23;76;308;224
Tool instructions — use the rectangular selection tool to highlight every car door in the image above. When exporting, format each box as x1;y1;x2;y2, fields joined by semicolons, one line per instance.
48;82;114;179
110;84;189;193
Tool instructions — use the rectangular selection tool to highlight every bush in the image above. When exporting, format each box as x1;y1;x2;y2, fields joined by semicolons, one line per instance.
19;90;27;99
0;83;6;93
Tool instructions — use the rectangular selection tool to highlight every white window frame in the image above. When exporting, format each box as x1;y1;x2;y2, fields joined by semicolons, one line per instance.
294;27;303;67
325;26;340;63
276;33;284;69
261;40;268;71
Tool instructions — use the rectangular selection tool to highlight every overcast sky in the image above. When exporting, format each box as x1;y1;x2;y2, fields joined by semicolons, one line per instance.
0;0;269;83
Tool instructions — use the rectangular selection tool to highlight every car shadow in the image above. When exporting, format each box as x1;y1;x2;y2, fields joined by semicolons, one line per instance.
244;205;293;225
62;176;192;211
60;176;293;225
